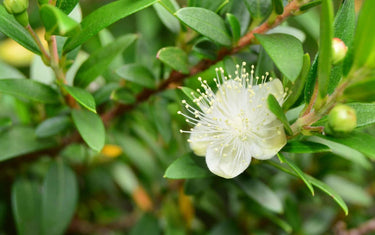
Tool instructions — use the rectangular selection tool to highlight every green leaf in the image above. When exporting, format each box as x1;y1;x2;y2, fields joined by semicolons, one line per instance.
255;33;303;82
12;179;42;235
0;126;56;162
130;214;161;235
243;0;272;22
154;2;180;33
40;5;80;37
35;116;71;138
267;94;293;135
74;34;137;88
344;79;375;102
0;5;40;54
110;88;136;105
178;86;200;103
63;85;96;112
63;0;157;52
304;55;318;103
42;160;78;235
348;102;375;127
175;7;232;46
0;117;12;129
111;162;138;194
277;153;314;195
306;175;348;215
157;47;189;74
300;0;321;12
192;38;218;60
282;141;330;153
0;61;26;79
116;64;156;89
56;0;79;14
351;0;375;70
324;175;372;206
71;109;105;152
319;132;375;160
317;0;334;97
236;178;283;213
226;13;241;42
272;0;284;15
164;155;213;179
0;79;60;104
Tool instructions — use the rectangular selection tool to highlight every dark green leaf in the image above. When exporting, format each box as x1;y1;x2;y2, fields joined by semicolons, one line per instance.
272;0;283;15
0;117;12;129
267;94;293;135
63;0;157;52
110;88;136;105
192;38;218;60
12;179;42;235
304;55;318;103
130;214;160;235
255;33;303;82
35;116;71;138
348;102;375;127
94;83;120;105
282;141;330;153
71;109;105;152
226;13;241;42
56;0;79;14
42;160;78;235
344;79;375;102
236;178;283;213
116;64;156;89
317;0;333;97
164;155;212;179
0;79;60;104
40;5;80;37
63;85;96;112
306;175;348;215
175;7;232;46
300;0;321;11
277;153;314;195
243;0;272;22
154;2;180;33
0;5;40;54
157;47;189;74
74;34;137;88
0;126;56;162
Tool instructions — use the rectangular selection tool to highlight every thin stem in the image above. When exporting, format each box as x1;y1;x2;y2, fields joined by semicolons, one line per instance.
25;24;50;64
303;78;319;116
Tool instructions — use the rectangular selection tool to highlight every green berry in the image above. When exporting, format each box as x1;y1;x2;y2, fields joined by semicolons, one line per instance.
327;104;357;135
3;0;29;14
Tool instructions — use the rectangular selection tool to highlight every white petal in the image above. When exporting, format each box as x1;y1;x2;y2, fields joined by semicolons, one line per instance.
253;79;284;104
189;125;210;157
205;143;252;179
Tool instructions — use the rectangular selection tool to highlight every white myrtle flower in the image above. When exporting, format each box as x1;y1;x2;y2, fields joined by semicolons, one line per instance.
178;62;287;179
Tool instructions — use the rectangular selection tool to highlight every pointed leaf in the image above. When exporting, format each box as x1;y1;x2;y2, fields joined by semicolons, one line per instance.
72;109;105;152
35;116;71;138
164;155;213;179
40;5;80;37
282;141;330;153
272;0;284;15
154;2;180;33
63;0;157;52
255;33;303;82
267;94;293;135
226;13;241;42
348;102;375;127
175;7;232;46
63;85;96;112
344;79;375;102
116;64;156;88
157;47;189;74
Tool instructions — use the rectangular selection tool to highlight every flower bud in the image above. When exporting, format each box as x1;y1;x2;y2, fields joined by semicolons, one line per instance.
327;104;357;135
3;0;28;15
332;38;348;65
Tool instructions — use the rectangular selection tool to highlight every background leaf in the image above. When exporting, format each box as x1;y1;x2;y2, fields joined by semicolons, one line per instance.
164;154;212;179
157;47;189;74
35;116;71;138
348;102;375;127
282;141;330;153
116;64;156;89
63;85;96;112
56;0;79;14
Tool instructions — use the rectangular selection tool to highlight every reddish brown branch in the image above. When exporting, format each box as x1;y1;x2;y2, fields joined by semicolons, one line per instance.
335;219;375;235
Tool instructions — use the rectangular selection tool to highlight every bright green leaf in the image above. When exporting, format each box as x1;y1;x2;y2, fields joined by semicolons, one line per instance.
63;0;157;52
0;126;56;162
226;13;241;42
154;2;180;33
116;64;156;89
317;0;334;97
348;102;375;127
71;109;105;152
56;0;79;14
35;116;71;138
0;117;12;129
42;160;78;235
267;94;293;135
73;34;137;88
282;141;330;153
300;0;321;11
0;5;40;54
157;47;189;74
0;79;60;104
175;7;232;46
12;179;42;235
164;154;213;179
63;85;96;112
40;5;80;37
255;33;303;82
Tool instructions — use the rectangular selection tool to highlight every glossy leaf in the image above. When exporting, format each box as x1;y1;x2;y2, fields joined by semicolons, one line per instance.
0;5;40;54
63;0;157;52
164;155;212;179
317;0;333;97
63;85;96;112
71;109;105;152
56;0;79;14
278;153;314;195
226;13;241;42
0;126;56;162
35;116;71;138
12;179;42;235
42;160;78;235
344;79;375;102
116;64;156;89
74;34;137;88
0;79;60;104
175;7;232;46
40;5;80;37
255;33;303;82
267;94;293;135
348;103;375;127
236;178;283;213
157;47;189;74
282;141;330;153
